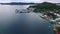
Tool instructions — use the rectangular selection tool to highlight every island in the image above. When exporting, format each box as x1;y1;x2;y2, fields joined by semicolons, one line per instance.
0;2;36;5
28;2;60;20
27;2;60;33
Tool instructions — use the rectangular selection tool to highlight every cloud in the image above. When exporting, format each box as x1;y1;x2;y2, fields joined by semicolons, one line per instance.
9;0;41;3
0;0;10;2
10;0;60;3
41;0;60;3
0;0;60;3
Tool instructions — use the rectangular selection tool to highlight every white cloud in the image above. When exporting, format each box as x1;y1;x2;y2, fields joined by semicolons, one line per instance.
0;0;10;3
9;0;41;3
0;0;60;3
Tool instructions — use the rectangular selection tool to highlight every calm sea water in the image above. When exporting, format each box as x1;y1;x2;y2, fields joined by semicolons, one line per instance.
0;5;53;34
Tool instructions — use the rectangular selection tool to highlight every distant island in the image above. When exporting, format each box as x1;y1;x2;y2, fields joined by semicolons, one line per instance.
0;2;60;5
0;2;36;5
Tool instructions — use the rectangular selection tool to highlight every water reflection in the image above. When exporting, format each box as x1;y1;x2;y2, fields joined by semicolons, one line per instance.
0;5;53;34
0;5;29;21
15;9;31;13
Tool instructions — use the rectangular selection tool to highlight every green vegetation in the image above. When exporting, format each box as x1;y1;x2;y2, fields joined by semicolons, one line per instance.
29;2;60;12
56;27;60;32
47;13;57;20
28;2;60;19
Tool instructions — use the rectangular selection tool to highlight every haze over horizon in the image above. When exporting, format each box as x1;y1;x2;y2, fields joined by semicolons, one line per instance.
0;0;60;3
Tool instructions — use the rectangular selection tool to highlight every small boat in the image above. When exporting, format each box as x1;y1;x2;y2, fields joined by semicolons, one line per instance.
15;9;31;13
15;9;20;13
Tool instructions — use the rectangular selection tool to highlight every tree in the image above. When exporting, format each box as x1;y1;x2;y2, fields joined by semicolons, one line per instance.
28;2;60;19
28;2;60;13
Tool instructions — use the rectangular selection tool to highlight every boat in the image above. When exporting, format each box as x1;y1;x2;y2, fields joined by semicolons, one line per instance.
15;9;31;13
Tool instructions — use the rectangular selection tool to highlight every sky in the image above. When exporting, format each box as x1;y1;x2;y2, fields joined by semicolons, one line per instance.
0;0;60;3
